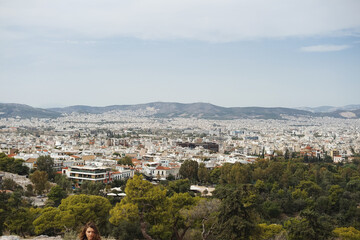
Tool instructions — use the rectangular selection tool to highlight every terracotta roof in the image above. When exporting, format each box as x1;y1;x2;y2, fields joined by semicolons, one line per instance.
156;166;171;170
26;158;37;163
0;190;13;193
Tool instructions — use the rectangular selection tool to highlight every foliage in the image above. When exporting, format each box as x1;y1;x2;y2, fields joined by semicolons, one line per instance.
213;184;258;240
48;185;68;206
181;198;221;240
77;181;105;195
198;163;210;184
251;223;285;240
32;194;112;236
54;174;73;192
284;217;316;240
117;156;133;166
167;179;191;195
5;207;41;237
1;158;360;239
167;192;199;240
110;220;143;240
220;162;252;184
33;207;63;235
179;160;199;182
110;175;168;240
0;191;11;235
0;155;29;175
36;155;55;180
1;178;22;191
209;167;221;184
58;194;112;234
284;209;333;240
333;227;360;240
30;170;50;195
111;178;128;188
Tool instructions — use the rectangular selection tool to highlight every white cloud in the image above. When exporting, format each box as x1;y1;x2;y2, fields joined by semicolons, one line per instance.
300;44;350;52
0;0;360;42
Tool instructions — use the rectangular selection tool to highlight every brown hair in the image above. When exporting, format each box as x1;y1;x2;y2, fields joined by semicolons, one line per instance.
78;222;101;240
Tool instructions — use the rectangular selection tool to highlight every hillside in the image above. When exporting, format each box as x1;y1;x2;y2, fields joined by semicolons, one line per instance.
1;102;359;119
0;103;61;119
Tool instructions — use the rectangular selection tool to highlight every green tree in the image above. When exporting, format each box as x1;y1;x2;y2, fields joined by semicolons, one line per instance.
0;156;29;175
117;156;133;166
296;180;322;198
110;220;143;240
2;178;20;191
333;227;360;240
167;173;175;181
220;163;251;185
167;179;191;195
109;175;168;240
251;223;285;240
213;185;258;240
10;159;29;175
36;155;55;180
181;198;221;240
179;160;199;182
54;174;73;192
5;207;41;237
284;149;290;160
167;192;199;240
198;163;210;184
78;181;105;195
30;170;50;195
25;184;34;197
33;207;63;235
59;194;112;234
285;217;316;240
0;191;11;235
48;185;67;206
300;209;332;240
285;209;332;240
328;185;344;212
261;200;282;219
209;168;221;184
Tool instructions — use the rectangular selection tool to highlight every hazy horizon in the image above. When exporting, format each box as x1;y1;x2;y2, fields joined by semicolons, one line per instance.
1;101;360;110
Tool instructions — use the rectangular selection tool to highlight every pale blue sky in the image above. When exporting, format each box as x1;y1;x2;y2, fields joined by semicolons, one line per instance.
0;0;359;108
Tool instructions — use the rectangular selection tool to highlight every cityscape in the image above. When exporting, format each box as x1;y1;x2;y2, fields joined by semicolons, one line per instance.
0;106;360;239
1;0;360;239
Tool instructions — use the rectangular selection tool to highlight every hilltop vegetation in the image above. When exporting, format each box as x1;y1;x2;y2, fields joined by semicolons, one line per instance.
1;153;360;239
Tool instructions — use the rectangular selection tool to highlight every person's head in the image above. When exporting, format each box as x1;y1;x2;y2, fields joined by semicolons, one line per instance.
79;222;101;240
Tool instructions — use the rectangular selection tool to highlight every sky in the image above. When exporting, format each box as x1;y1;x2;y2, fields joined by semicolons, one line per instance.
0;0;360;108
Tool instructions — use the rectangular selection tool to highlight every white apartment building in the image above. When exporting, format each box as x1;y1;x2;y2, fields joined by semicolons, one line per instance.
62;165;112;184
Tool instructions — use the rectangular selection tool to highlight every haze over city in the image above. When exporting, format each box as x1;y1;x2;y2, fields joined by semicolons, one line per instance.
0;0;359;108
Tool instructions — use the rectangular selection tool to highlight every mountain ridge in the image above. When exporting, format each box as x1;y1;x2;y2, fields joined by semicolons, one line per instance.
1;102;359;119
0;103;61;119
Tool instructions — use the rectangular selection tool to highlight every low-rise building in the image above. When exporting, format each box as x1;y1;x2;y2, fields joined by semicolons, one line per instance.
62;165;112;185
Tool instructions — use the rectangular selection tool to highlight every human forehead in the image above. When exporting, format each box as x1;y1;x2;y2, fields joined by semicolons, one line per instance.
86;227;95;232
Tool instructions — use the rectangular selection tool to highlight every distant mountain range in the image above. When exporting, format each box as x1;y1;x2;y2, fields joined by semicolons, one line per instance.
0;102;359;119
49;102;315;119
297;104;360;113
0;103;61;119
